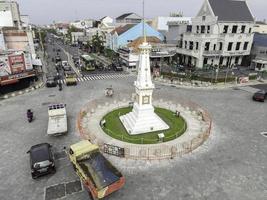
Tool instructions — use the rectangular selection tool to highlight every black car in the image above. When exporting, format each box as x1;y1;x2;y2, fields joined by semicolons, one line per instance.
27;143;56;179
46;76;57;87
252;90;267;102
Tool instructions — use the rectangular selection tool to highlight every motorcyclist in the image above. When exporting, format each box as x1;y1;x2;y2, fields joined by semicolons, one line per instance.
27;109;33;122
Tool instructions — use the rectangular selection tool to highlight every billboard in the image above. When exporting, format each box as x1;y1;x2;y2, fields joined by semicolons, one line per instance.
0;56;11;76
23;53;33;70
8;54;26;74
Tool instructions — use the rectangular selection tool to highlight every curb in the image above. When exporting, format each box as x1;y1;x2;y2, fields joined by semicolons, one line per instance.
0;82;44;100
154;78;267;90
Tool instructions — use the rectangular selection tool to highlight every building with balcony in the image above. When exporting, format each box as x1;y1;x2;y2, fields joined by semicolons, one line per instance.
176;0;255;69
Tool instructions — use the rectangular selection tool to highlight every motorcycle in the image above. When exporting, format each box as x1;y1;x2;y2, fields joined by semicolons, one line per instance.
27;109;33;123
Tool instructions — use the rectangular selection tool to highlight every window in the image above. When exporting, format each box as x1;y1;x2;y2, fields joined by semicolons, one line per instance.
186;25;192;32
205;42;210;51
232;25;238;33
241;25;246;33
219;42;223;50
207;26;210;33
228;42;233;51
184;41;187;49
196;42;199;50
219;57;223;65
223;25;228;33
201;25;205;33
249;28;252;33
189;41;194;50
202;16;206;21
236;42;241;50
243;42;249;50
196;26;199;33
213;44;216;50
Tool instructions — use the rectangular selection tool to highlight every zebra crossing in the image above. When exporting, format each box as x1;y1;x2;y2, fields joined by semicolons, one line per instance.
59;73;134;84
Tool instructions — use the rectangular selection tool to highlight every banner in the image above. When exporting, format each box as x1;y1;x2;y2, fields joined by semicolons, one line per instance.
0;56;11;76
8;54;26;74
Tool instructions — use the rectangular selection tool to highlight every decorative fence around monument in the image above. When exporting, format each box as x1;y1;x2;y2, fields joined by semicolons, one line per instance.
76;96;213;160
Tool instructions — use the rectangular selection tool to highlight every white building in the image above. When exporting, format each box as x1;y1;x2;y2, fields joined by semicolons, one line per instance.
0;1;21;28
70;19;94;30
177;0;255;69
151;16;191;32
253;21;267;34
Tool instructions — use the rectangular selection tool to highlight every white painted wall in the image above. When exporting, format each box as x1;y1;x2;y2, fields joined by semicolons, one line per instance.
0;10;13;27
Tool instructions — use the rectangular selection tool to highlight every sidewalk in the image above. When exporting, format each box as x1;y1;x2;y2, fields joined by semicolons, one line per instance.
154;77;267;90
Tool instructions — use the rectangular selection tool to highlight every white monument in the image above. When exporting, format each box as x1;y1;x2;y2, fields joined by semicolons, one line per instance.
120;38;169;135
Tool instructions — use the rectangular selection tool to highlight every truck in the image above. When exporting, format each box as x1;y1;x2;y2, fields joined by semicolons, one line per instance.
65;71;77;86
47;104;67;136
68;140;125;199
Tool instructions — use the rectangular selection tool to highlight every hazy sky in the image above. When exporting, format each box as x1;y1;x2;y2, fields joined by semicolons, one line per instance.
15;0;267;25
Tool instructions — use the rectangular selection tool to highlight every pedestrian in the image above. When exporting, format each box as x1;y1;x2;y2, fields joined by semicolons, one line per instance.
176;110;180;118
58;81;62;91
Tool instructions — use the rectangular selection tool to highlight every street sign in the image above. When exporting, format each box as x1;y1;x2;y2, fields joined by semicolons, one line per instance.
103;143;125;157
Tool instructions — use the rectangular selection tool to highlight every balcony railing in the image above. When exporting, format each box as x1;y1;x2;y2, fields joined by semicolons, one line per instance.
203;50;223;56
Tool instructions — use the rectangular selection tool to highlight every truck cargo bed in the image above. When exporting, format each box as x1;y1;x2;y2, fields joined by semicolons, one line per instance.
79;152;122;190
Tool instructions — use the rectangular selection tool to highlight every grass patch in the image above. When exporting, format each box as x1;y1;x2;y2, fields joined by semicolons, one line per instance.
101;107;186;144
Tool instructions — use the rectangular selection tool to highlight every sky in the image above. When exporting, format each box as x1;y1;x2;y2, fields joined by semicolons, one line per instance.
15;0;267;25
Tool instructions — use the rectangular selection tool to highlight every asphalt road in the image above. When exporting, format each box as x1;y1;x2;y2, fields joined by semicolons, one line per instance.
0;70;266;200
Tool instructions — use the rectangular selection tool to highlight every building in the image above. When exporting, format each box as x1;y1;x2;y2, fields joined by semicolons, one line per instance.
116;13;142;26
176;0;255;69
107;22;164;51
0;1;39;86
100;16;113;24
250;33;267;71
253;21;267;34
119;36;176;69
151;16;191;32
53;23;69;35
70;19;94;30
0;1;21;29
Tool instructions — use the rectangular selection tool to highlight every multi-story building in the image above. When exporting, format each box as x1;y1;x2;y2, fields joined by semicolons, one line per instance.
0;0;21;29
0;1;39;86
177;0;255;69
250;33;267;71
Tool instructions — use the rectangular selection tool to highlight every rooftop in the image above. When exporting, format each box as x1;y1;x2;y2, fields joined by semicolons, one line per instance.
208;0;254;22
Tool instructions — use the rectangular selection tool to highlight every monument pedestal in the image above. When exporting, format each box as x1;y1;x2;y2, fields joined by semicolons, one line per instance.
120;103;169;135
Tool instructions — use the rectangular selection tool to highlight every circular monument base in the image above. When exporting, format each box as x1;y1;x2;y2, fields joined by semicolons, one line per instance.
77;98;212;160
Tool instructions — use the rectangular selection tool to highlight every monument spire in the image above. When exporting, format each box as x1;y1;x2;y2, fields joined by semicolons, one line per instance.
119;0;169;135
142;0;146;43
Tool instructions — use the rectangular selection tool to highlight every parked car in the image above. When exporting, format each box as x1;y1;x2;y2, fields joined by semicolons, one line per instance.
27;143;56;179
112;63;123;71
46;76;57;87
252;90;267;102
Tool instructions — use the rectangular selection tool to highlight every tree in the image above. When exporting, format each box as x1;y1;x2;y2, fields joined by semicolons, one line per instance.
67;25;80;43
91;32;105;53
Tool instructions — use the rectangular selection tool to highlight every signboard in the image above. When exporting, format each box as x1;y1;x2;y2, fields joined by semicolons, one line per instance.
8;54;26;74
0;56;11;76
23;53;33;70
103;143;125;157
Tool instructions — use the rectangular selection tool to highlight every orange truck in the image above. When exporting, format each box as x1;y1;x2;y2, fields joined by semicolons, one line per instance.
68;140;125;199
